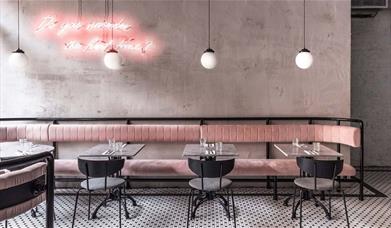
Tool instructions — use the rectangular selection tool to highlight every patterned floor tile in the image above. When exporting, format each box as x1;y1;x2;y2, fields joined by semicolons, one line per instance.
1;171;390;228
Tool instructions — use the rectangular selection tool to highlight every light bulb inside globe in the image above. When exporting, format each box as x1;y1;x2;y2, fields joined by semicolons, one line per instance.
104;49;122;70
295;48;313;70
9;49;28;69
200;48;217;69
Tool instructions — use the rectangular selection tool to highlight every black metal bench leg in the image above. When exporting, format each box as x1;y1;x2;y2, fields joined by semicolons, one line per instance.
273;176;278;200
266;176;271;189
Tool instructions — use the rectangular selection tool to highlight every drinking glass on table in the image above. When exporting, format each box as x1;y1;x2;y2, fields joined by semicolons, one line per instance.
19;139;30;153
200;138;207;148
313;142;320;152
19;138;27;149
108;139;116;151
115;142;124;152
26;142;33;153
215;142;223;152
292;138;299;147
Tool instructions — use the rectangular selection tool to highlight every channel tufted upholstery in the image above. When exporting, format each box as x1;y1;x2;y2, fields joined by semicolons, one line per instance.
200;124;360;147
0;124;50;142
48;124;200;142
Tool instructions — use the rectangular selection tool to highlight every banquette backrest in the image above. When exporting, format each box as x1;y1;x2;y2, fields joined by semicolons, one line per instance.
0;124;50;142
0;123;361;148
200;124;361;148
48;124;200;142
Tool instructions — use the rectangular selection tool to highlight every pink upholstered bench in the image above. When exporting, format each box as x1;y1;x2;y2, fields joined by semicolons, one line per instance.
1;123;360;179
0;121;363;200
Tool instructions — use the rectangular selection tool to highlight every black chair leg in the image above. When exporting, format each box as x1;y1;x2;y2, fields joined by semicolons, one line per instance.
123;187;130;219
88;191;91;220
328;190;332;220
125;178;137;206
342;190;350;228
118;188;122;228
5;220;7;228
231;189;236;228
291;185;297;219
72;189;81;228
226;189;230;221
299;189;303;228
186;189;193;228
190;189;195;220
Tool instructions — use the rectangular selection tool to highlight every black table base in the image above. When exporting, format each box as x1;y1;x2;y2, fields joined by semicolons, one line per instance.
91;190;138;220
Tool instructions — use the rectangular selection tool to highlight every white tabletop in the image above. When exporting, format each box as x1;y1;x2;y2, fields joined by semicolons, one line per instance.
182;144;238;158
0;141;54;159
79;144;145;158
274;143;343;158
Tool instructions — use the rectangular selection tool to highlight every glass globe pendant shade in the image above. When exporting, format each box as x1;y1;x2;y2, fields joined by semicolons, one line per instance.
104;49;122;70
200;48;217;69
9;49;28;69
295;48;313;69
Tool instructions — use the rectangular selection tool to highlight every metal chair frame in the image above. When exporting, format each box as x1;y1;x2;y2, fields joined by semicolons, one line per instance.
291;157;350;228
186;158;236;228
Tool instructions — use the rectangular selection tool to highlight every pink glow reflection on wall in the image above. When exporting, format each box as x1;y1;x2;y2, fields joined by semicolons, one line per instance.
34;13;161;61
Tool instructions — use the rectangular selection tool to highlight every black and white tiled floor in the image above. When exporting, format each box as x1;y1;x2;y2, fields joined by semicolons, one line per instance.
2;171;390;228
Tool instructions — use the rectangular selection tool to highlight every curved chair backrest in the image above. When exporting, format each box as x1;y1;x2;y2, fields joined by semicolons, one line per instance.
296;157;344;179
188;158;235;178
0;152;54;228
78;157;125;178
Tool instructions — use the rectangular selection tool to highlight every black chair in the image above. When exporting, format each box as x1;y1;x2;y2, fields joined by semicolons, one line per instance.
72;157;128;228
292;157;349;228
0;152;54;228
186;158;236;228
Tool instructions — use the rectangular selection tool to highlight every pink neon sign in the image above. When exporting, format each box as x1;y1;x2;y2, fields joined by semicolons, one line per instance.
34;15;160;59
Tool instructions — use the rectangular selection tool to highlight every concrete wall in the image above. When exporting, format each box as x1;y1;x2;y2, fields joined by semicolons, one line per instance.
0;0;351;118
351;8;391;166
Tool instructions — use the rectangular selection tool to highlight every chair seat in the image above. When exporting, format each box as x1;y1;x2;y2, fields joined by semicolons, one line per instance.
189;178;232;191
80;177;125;191
294;177;334;191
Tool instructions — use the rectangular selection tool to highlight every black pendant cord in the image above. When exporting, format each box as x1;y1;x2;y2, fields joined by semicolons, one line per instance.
208;0;211;49
78;0;82;22
17;0;20;50
111;0;114;50
303;0;306;49
104;0;109;43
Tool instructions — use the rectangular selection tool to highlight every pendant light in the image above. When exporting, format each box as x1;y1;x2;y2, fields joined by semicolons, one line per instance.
103;0;122;70
9;0;28;69
295;0;313;70
200;0;217;70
